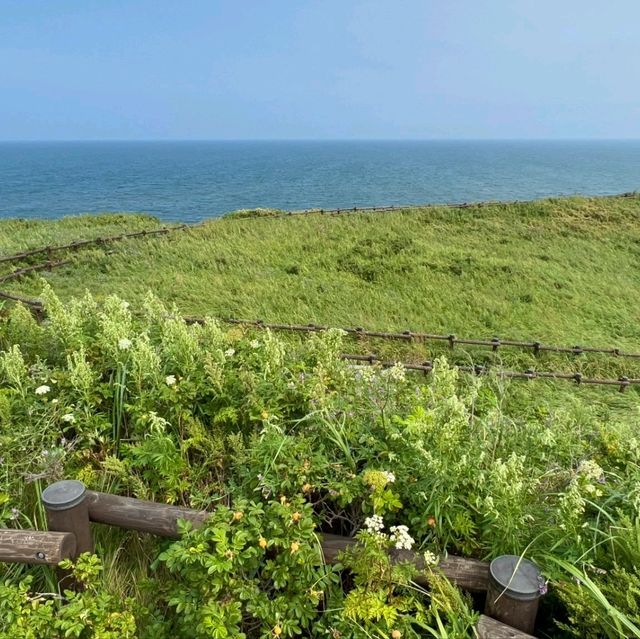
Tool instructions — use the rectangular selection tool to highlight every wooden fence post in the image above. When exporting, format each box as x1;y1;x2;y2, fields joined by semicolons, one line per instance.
42;480;93;558
485;555;542;634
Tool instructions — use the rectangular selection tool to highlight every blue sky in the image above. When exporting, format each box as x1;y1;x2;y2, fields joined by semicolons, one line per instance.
1;1;639;140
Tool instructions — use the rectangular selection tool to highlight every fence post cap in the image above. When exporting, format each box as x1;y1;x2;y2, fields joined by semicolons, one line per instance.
42;480;87;511
489;555;542;601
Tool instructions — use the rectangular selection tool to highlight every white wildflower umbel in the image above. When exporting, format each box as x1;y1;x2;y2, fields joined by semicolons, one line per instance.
389;525;415;551
364;514;384;533
118;338;132;351
423;550;439;566
165;375;177;386
249;339;260;349
35;385;50;395
224;348;235;358
61;413;76;424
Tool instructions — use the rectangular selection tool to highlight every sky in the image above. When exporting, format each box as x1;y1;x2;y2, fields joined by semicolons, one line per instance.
1;1;639;140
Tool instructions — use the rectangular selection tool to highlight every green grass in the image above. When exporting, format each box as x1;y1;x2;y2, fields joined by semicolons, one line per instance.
2;195;640;382
0;213;161;256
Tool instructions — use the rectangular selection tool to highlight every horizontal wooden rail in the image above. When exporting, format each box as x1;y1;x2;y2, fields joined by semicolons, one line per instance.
86;490;209;537
0;529;76;565
42;481;536;636
83;490;489;591
216;318;640;360
476;615;536;639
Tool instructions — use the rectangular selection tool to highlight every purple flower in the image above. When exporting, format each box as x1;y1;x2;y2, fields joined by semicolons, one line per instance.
538;578;549;596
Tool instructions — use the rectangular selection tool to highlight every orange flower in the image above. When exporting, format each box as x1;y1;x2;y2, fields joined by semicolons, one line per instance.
427;516;436;528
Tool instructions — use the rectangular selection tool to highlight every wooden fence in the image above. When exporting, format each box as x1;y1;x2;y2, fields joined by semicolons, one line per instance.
0;479;539;638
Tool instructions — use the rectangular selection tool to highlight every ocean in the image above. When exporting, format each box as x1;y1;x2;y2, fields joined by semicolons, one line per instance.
0;140;638;223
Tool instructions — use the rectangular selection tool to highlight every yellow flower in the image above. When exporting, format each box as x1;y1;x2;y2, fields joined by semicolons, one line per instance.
259;537;268;549
273;625;282;636
233;511;244;521
261;410;269;420
290;541;300;554
302;483;312;493
391;631;402;639
291;512;302;523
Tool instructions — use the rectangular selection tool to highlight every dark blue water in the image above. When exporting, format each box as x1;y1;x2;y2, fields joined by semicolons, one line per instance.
0;141;638;223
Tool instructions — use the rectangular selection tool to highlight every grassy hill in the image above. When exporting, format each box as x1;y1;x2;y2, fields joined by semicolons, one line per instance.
2;195;640;637
2;195;640;383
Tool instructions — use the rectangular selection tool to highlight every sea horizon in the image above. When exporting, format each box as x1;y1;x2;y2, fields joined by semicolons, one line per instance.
1;139;639;222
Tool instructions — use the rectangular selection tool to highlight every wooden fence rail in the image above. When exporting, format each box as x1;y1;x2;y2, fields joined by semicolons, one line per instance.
0;480;536;637
0;529;76;565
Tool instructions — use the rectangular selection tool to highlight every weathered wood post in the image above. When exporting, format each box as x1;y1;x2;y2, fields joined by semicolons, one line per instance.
42;479;93;581
485;555;543;634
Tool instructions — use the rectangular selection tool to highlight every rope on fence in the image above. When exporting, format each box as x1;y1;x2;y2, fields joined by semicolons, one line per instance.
0;224;191;265
341;353;637;392
199;317;640;361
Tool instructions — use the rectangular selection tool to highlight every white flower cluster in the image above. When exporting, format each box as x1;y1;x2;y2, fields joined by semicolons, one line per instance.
364;514;384;533
35;385;50;395
61;413;75;423
382;471;396;484
389;525;415;551
250;339;260;349
165;375;177;386
118;338;132;351
224;348;235;357
423;550;438;566
362;516;415;551
384;362;406;382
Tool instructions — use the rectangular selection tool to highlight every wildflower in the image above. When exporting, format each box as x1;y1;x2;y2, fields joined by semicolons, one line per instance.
291;512;302;523
259;537;268;549
273;626;282;637
51;398;59;404
10;508;19;520
35;385;50;395
302;483;312;493
423;550;438;566
538;578;549;596
61;413;76;424
392;631;402;639
165;375;176;386
364;514;384;533
290;541;300;553
250;339;260;348
385;363;406;382
224;348;235;357
389;525;414;551
427;516;436;528
382;471;396;484
118;338;132;351
233;511;244;521
261;410;269;420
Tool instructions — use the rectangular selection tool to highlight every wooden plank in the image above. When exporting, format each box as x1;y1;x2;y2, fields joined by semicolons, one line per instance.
320;533;489;592
475;615;537;639
0;529;76;565
86;491;210;538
